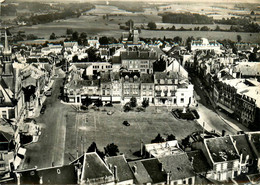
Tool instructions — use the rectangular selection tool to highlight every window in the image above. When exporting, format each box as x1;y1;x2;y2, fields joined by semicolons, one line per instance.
181;98;184;103
2;111;7;119
183;180;186;184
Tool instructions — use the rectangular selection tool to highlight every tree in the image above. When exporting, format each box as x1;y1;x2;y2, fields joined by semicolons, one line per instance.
200;26;210;31
49;32;56;40
237;35;242;43
87;142;105;159
104;143;119;156
251;11;255;15
66;28;73;35
99;36;109;45
80;32;87;39
123;102;132;112
72;31;79;41
166;134;176;141
173;36;182;44
130;97;137;108
27;34;38;40
142;99;149;108
151;134;165;143
215;25;221;31
147;22;157;30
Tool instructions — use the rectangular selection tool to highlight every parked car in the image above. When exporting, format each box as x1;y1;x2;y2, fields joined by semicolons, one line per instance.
107;111;114;115
123;121;130;126
40;105;46;114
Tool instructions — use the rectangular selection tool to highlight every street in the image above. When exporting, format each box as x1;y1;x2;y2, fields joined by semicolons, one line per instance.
23;77;69;169
190;73;238;135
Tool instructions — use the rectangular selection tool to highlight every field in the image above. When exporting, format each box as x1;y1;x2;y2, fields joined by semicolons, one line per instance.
63;105;202;163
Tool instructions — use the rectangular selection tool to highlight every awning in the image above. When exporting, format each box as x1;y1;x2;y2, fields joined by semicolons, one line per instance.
217;103;234;114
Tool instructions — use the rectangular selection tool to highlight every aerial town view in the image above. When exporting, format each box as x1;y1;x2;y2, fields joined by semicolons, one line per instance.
0;0;260;184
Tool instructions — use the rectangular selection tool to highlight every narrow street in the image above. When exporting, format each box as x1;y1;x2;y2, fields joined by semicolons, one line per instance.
23;77;69;169
190;73;238;135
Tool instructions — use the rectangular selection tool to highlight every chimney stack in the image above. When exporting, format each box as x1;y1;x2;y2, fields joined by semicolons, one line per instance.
140;140;144;157
132;165;137;174
166;172;171;185
16;173;21;185
114;165;118;182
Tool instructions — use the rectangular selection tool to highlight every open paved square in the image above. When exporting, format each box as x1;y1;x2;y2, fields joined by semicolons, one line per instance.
64;105;203;163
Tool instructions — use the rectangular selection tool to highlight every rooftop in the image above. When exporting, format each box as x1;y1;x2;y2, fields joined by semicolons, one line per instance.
18;165;78;184
205;136;240;163
145;140;183;158
231;134;254;163
186;150;211;174
81;152;113;181
105;155;134;182
158;153;195;180
140;74;154;83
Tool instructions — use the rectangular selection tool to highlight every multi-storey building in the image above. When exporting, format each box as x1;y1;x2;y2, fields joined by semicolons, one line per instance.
140;74;154;103
121;50;157;74
120;72;140;103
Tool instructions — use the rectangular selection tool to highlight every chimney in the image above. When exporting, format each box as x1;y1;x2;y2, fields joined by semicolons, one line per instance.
39;176;43;184
140;140;144;157
166;172;171;185
190;157;194;166
16;173;21;185
132;165;137;174
77;167;81;184
114;165;118;182
240;153;243;163
245;155;250;164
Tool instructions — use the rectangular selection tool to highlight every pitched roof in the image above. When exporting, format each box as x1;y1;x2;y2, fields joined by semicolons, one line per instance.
0;131;13;142
231;134;254;163
81;152;113;181
186;150;211;174
158;153;195;180
105;155;134;182
18;165;78;184
205;136;240;163
128;158;166;184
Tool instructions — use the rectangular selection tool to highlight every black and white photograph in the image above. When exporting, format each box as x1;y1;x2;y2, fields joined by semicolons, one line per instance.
0;0;260;184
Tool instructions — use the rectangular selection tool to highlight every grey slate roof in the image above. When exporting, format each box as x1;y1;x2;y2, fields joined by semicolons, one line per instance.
81;152;113;181
186;150;211;174
105;155;134;182
158;153;195;180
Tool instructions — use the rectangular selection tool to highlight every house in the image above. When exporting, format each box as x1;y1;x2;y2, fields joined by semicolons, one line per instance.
247;132;260;172
111;72;121;103
158;153;196;185
105;155;134;184
0;78;15;119
20;64;46;117
154;72;194;107
100;72;112;103
0;131;16;181
140;74;154;103
128;158;167;184
231;134;255;174
202;136;241;181
120;50;157;74
120;72;140;103
191;38;221;53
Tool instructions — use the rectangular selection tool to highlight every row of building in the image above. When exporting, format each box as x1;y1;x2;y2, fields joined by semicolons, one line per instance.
10;131;260;184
